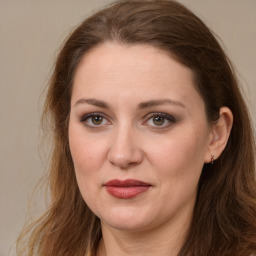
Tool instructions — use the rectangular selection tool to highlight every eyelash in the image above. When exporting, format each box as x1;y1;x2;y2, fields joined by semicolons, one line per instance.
80;112;110;127
143;112;176;128
80;112;176;128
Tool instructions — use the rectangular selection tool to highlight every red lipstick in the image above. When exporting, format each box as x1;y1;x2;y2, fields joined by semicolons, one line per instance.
104;179;151;199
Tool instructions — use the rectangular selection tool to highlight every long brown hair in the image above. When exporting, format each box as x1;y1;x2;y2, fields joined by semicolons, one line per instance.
17;1;256;255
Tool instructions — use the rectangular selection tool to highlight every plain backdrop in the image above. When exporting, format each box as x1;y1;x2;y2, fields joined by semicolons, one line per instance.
0;0;255;255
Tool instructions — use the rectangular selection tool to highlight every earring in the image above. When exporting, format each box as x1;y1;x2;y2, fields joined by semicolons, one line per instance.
210;155;215;164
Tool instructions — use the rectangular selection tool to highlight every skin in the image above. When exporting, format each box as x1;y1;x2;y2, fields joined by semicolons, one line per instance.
68;43;233;256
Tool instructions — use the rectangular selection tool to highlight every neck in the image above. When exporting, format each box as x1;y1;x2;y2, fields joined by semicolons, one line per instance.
97;216;191;256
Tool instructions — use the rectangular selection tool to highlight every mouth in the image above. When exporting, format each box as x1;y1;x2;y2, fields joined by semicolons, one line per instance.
104;179;152;199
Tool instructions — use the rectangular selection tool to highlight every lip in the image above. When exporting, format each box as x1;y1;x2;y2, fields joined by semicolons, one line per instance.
104;179;152;199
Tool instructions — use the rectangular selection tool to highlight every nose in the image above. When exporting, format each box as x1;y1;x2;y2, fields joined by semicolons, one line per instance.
107;126;144;169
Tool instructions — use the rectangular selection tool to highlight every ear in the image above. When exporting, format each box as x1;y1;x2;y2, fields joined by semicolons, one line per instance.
205;107;233;163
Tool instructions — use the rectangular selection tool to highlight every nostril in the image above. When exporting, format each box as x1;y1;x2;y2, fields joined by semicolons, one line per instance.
107;129;144;168
108;153;133;168
107;147;144;169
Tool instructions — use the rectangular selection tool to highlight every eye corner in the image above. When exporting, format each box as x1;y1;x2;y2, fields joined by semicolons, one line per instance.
79;112;112;128
143;112;177;129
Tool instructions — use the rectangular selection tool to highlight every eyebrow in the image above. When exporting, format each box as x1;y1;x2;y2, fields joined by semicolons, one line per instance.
74;98;186;109
74;98;110;108
138;99;186;109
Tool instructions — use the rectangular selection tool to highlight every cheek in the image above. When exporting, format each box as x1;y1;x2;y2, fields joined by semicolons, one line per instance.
69;125;107;172
68;125;109;199
69;129;109;214
149;133;207;214
147;128;208;187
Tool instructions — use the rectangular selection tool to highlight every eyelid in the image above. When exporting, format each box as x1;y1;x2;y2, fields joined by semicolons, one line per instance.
80;112;112;126
142;112;176;127
79;111;176;128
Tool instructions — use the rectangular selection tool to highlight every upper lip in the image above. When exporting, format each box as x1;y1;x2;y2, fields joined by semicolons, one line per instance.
104;179;151;187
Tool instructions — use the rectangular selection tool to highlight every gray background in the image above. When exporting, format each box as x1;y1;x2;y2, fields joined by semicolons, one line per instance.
1;0;255;255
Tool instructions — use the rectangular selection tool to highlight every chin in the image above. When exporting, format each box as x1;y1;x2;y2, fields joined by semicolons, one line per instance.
103;218;150;232
98;206;157;232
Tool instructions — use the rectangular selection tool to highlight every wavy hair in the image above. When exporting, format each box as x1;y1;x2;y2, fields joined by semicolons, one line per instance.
17;1;256;255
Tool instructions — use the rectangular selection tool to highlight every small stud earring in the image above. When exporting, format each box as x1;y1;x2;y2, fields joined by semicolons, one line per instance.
210;155;215;164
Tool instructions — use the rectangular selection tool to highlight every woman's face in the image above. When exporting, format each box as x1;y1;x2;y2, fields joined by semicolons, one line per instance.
69;43;213;232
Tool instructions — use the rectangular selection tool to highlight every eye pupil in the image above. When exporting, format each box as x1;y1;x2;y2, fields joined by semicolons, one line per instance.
92;116;103;125
153;116;165;126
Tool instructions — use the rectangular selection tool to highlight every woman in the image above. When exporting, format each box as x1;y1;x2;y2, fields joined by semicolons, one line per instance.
17;0;256;255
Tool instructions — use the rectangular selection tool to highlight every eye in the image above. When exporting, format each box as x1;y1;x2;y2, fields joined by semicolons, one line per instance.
80;113;110;127
143;113;176;128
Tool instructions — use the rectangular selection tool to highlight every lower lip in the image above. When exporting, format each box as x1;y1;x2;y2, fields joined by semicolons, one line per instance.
105;186;151;199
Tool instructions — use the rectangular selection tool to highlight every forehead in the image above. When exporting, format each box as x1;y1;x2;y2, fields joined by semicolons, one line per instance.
72;43;202;109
